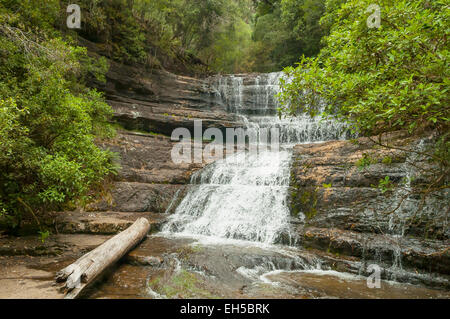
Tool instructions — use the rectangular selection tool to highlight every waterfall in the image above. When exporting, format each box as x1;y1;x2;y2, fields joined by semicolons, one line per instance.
163;72;348;244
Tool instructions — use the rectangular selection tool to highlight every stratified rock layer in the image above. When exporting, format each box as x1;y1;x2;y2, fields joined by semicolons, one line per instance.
289;132;449;287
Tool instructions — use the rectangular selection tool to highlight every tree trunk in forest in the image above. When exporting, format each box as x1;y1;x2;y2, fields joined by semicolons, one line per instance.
55;217;151;299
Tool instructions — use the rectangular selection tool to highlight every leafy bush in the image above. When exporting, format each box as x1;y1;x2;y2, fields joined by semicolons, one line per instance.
278;0;449;214
278;0;449;139
0;2;117;231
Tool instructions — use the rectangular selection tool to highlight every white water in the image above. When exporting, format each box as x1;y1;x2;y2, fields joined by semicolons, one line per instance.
163;72;348;244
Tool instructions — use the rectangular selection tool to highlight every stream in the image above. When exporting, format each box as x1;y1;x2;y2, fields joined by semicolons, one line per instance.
88;73;449;299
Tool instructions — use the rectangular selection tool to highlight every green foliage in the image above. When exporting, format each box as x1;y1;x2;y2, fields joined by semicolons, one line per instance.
148;269;216;298
276;0;449;219
278;0;449;139
356;153;377;170
0;2;117;231
76;0;148;64
205;18;255;73
39;230;50;243
434;132;450;165
73;0;256;73
278;0;449;202
373;176;394;194
382;156;392;165
252;0;326;72
297;188;318;219
72;0;327;73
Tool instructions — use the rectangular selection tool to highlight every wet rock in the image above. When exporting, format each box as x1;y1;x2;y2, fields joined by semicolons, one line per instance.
0;241;66;257
265;271;450;299
290;133;450;286
56;211;165;235
289;134;449;239
0;234;111;257
87;182;185;214
112;99;242;137
83;264;153;299
126;254;164;267
299;227;450;274
83;41;244;137
99;132;204;185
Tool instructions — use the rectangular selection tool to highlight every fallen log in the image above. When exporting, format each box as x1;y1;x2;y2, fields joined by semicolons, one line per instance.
55;217;150;299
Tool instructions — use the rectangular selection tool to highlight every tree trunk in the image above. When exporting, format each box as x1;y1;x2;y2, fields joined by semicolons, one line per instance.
55;217;150;299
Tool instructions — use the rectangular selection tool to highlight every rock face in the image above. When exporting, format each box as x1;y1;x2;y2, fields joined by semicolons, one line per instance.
205;73;282;115
87;132;196;215
71;44;245;222
82;37;243;137
289;132;449;287
100;132;202;185
55;41;245;236
56;211;165;235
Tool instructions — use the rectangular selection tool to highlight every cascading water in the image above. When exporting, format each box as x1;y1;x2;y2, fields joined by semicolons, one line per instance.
91;73;450;299
162;72;349;245
163;150;293;244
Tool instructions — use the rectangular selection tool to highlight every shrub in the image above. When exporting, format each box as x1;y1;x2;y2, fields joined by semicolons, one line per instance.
0;3;117;231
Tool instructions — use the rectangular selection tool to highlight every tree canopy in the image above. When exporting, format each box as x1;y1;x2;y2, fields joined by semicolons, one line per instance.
278;0;448;138
278;0;449;191
67;0;328;74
